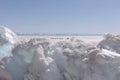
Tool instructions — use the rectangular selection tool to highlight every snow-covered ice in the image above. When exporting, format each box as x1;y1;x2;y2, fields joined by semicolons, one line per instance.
1;26;120;80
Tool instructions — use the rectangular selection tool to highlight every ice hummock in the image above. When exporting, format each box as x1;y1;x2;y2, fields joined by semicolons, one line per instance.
0;25;17;60
98;34;120;53
1;26;120;80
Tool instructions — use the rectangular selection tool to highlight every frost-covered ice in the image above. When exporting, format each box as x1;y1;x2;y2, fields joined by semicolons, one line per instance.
1;26;120;80
0;26;17;60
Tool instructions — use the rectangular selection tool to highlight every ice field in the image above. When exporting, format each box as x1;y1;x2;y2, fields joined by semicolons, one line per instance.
1;26;120;80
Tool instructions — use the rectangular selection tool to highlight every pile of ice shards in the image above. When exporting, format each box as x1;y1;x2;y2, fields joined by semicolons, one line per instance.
1;26;120;80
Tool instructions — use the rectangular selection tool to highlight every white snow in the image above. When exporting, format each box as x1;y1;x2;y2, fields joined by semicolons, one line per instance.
1;26;120;80
0;26;17;60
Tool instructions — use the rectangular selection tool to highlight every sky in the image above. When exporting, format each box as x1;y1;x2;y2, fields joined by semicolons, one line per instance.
0;0;120;34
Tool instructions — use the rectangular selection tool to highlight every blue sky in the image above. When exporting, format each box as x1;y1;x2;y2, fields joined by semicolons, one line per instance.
0;0;120;34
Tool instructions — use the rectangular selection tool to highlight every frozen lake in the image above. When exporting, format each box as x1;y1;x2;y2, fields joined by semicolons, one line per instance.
3;26;120;80
19;36;103;44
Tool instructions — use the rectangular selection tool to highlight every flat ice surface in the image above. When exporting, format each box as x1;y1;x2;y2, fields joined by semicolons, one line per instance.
19;36;102;44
